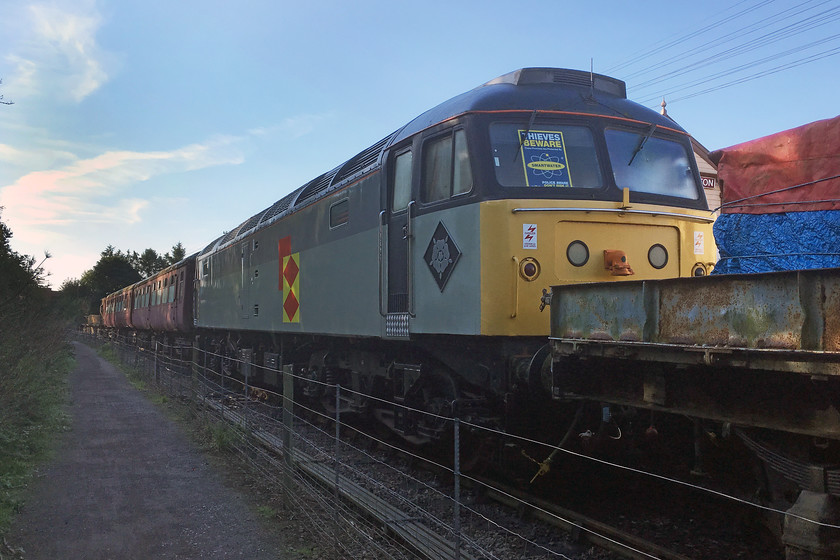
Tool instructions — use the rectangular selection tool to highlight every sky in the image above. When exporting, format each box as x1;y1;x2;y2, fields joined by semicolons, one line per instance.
1;0;838;288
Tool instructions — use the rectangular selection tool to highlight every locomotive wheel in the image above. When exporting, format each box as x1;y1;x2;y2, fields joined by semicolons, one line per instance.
527;344;552;399
409;368;459;441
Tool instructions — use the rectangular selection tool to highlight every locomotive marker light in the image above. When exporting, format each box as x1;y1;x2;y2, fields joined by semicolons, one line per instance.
566;240;589;267
648;244;668;269
519;257;541;282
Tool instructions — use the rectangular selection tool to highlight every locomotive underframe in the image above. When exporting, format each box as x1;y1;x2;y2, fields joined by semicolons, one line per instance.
551;339;840;440
192;328;552;445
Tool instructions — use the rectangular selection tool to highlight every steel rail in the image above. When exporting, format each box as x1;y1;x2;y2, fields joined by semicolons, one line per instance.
204;398;476;560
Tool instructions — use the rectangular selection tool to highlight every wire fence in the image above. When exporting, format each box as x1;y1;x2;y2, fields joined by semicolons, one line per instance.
77;331;822;560
79;332;618;560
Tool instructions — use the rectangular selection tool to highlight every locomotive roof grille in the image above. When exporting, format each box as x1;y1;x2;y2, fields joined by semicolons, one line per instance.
219;226;240;246
238;210;266;235
199;234;224;257
259;187;301;226
483;67;627;98
334;132;397;185
295;165;342;206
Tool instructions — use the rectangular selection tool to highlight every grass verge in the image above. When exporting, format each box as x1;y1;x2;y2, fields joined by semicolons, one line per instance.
93;340;325;558
0;309;75;536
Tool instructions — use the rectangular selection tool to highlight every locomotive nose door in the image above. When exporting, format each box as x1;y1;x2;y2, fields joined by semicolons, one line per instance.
383;146;414;337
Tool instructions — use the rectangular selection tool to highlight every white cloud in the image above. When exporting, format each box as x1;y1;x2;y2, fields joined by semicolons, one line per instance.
246;113;333;140
0;143;78;169
0;135;244;228
4;1;111;102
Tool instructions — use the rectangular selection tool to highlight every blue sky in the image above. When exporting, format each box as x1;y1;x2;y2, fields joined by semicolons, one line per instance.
1;0;838;287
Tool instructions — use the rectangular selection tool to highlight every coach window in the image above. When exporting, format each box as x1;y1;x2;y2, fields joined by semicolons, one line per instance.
421;129;472;203
392;149;412;212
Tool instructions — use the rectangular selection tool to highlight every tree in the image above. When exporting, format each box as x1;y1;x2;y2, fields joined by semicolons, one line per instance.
79;254;141;307
166;242;186;265
138;248;166;278
61;240;187;313
1;208;47;306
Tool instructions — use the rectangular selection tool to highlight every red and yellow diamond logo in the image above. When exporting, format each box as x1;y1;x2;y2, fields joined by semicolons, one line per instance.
282;252;300;323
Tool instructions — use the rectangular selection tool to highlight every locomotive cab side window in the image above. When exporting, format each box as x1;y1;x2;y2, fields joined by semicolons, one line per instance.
421;129;472;203
392;149;413;212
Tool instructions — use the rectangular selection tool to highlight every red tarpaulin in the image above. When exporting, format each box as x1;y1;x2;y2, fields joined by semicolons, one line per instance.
709;115;840;214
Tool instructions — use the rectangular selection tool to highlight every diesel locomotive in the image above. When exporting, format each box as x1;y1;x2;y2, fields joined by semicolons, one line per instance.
102;67;717;442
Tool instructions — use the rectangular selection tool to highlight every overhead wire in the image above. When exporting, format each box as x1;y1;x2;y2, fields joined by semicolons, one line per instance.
622;0;835;82
604;0;774;74
630;2;840;90
636;35;840;104
654;45;840;103
609;0;840;109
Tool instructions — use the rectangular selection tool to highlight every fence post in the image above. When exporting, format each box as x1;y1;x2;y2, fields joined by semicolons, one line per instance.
454;417;461;560
335;384;341;558
202;345;208;410
221;351;226;393
191;338;200;405
282;364;294;506
241;349;252;423
168;343;173;396
154;341;160;385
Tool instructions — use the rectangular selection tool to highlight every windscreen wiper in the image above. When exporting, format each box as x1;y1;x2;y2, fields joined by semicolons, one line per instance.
627;123;657;166
514;109;539;162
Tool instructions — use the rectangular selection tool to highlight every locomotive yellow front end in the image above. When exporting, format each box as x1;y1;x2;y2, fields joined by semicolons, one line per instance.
479;198;716;337
474;103;717;338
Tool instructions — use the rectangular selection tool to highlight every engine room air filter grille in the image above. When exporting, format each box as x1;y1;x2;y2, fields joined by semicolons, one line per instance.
334;131;398;185
238;208;267;236
295;165;341;207
260;188;301;225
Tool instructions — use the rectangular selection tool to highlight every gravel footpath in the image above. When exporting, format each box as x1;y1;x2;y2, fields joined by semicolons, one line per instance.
6;342;294;559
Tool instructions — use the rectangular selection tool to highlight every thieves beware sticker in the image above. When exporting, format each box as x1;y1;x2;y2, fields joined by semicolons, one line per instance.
523;224;537;249
519;130;572;187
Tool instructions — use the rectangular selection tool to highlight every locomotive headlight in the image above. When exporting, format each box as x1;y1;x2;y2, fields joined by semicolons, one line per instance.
692;263;708;276
519;257;541;281
566;240;589;267
648;244;668;269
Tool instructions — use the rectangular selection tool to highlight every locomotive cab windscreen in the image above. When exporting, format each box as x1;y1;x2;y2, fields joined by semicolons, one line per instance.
484;116;708;210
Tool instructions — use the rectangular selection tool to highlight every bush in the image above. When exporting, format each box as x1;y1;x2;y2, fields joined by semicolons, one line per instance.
0;212;75;534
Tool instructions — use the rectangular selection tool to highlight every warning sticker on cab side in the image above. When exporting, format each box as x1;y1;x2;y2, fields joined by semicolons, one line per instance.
694;232;704;255
523;224;537;249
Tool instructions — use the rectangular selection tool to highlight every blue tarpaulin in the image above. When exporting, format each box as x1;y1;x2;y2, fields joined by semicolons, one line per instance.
713;211;840;274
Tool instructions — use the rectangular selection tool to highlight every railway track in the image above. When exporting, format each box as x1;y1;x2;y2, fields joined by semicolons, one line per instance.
204;392;711;560
99;337;783;560
207;398;479;560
